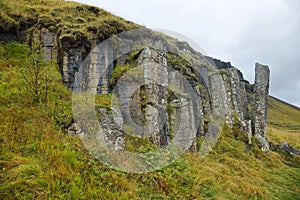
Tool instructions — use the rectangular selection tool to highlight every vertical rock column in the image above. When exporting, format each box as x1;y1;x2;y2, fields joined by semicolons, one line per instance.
254;63;270;152
209;73;233;128
140;48;169;147
220;72;235;129
228;68;252;144
228;68;250;121
97;44;115;94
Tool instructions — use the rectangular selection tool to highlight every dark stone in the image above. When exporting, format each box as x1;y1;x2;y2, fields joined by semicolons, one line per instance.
269;141;279;151
280;141;300;156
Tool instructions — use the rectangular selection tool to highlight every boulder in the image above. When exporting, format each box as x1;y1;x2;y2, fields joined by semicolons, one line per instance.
280;141;300;156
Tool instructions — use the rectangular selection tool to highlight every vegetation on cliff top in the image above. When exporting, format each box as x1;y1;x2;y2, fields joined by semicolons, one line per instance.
0;0;139;41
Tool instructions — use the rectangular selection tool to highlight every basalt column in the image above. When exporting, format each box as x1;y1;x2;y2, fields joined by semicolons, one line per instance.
254;63;270;152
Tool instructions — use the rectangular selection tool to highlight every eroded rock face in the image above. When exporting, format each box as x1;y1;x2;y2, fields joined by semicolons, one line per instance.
32;27;271;154
64;42;271;154
227;68;252;144
228;68;250;122
98;108;125;153
254;63;270;138
254;63;270;152
136;48;198;150
32;28;57;60
240;120;253;144
220;73;235;129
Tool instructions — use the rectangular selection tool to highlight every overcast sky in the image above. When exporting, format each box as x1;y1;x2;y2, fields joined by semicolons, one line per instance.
75;0;300;107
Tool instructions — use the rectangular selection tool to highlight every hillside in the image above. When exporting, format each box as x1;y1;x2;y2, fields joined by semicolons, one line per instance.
268;96;300;149
0;0;139;43
1;0;300;199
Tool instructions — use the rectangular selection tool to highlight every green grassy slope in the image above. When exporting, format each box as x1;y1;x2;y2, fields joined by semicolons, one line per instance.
268;96;300;130
268;96;300;149
0;0;300;199
0;42;299;200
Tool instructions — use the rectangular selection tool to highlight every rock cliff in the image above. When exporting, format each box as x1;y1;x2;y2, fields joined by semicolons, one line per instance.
0;1;270;154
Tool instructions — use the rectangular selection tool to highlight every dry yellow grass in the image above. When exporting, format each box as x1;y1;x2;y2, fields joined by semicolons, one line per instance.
268;96;300;149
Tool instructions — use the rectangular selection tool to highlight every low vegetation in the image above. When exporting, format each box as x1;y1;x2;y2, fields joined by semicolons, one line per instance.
0;0;139;42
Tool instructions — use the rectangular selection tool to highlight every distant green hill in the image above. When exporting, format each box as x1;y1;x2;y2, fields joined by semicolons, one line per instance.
268;96;300;149
268;96;300;130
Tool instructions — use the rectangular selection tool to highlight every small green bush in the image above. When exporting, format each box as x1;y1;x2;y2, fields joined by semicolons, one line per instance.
109;64;133;87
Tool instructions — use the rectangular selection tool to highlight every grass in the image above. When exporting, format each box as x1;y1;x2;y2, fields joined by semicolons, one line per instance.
267;96;300;149
268;96;300;131
109;64;134;88
0;0;139;42
166;52;198;81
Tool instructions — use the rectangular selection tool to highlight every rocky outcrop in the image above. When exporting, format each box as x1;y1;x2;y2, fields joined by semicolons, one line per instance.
68;38;270;154
205;67;254;145
140;47;169;147
4;22;271;154
254;63;270;152
112;47;199;151
210;73;233;127
269;141;300;156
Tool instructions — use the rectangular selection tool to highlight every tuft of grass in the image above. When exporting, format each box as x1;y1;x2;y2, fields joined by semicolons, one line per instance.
166;52;198;81
95;94;112;110
109;64;133;88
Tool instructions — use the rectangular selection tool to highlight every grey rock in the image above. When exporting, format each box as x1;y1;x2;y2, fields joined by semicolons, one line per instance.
255;134;269;153
33;28;57;60
209;73;233;127
240;120;253;144
228;68;250;122
98;108;125;153
269;141;279;151
25;26;272;154
254;63;270;138
220;72;235;129
67;123;82;136
280;141;300;156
